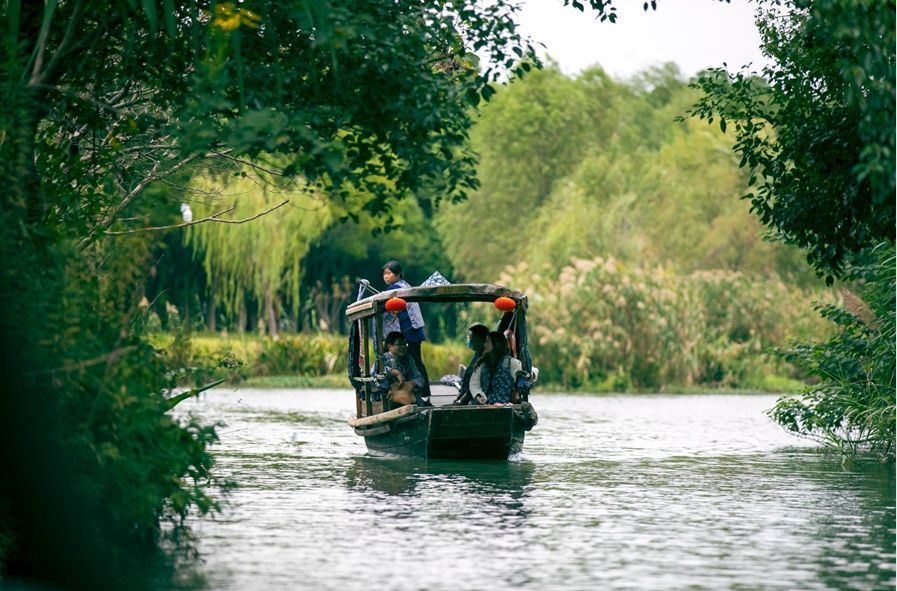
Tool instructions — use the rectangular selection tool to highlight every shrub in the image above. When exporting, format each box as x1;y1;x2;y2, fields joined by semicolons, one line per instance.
255;334;347;376
422;341;470;378
771;244;895;459
174;332;469;384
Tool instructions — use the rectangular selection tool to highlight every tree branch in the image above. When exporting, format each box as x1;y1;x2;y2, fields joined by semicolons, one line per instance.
207;149;287;176
28;1;57;84
30;0;85;87
27;345;138;375
77;153;198;249
103;200;289;236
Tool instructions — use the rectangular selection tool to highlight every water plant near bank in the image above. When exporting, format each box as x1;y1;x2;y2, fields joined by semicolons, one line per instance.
771;246;895;459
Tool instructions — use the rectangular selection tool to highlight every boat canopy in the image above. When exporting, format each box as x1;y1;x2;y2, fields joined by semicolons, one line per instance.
346;282;533;407
345;283;527;323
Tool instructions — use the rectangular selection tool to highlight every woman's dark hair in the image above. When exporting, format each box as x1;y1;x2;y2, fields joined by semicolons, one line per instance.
382;260;403;278
385;331;406;346
485;331;509;369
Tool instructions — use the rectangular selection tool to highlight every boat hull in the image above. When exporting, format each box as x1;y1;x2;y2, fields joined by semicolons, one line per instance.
353;404;535;460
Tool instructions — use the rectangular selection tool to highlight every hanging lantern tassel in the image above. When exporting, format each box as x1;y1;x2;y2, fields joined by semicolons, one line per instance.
494;297;516;312
385;297;407;313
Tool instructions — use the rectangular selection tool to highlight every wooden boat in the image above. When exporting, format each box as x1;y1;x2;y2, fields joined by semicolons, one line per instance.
346;283;538;459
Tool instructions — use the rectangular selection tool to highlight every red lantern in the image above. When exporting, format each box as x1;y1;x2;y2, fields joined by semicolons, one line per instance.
385;297;407;313
494;297;516;312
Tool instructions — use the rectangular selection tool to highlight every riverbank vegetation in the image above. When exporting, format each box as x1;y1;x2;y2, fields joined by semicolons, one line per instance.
1;0;892;588
143;63;837;395
690;0;894;459
162;251;833;393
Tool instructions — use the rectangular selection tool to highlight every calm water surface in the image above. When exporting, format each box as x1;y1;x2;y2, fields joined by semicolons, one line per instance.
176;389;895;591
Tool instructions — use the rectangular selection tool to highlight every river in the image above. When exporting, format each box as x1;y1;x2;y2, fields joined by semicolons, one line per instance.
174;389;895;591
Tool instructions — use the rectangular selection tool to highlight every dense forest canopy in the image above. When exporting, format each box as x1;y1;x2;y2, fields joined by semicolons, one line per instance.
436;63;816;286
150;62;823;338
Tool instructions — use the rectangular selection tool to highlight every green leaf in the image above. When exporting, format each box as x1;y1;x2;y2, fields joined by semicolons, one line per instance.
163;379;225;411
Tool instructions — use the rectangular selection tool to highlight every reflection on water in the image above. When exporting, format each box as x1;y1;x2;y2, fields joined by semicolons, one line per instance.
346;457;536;499
175;389;895;591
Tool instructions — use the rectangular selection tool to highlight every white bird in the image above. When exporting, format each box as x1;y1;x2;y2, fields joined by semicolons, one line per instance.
180;203;193;222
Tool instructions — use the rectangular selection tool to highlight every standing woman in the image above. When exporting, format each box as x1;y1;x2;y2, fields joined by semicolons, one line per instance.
382;260;431;397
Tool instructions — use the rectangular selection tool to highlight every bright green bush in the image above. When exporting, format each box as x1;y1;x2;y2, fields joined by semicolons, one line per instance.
168;333;466;384
422;341;470;378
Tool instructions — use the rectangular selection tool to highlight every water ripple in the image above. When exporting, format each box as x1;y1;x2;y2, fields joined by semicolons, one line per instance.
175;390;895;591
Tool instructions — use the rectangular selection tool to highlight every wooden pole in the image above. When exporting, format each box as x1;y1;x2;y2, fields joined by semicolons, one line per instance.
362;321;372;417
373;304;387;413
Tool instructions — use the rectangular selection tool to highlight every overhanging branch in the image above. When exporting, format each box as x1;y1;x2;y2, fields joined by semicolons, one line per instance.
103;200;289;236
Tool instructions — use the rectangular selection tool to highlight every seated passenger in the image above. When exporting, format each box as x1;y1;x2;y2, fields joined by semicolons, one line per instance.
472;331;524;405
382;331;430;407
451;323;490;405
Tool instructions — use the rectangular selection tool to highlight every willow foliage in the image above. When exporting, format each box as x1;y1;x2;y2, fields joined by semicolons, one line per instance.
185;165;334;324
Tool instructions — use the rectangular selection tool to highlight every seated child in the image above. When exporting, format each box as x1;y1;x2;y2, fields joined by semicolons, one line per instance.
381;331;428;406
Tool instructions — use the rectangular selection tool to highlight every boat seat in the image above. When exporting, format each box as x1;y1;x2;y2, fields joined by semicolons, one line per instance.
429;382;459;407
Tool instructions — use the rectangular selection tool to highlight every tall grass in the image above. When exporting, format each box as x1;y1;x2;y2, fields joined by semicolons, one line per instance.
152;259;835;395
499;257;834;391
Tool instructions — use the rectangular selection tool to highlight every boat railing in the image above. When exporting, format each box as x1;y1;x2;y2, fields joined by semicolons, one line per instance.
352;374;385;384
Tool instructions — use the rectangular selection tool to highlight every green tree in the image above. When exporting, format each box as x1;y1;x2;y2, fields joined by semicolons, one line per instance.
437;65;607;280
301;197;457;338
185;164;334;337
690;0;895;277
441;61;817;284
690;0;895;457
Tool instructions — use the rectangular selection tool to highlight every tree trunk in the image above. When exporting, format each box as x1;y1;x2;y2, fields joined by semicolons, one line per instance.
183;277;192;334
265;285;278;337
238;301;247;333
1;89;43;223
207;276;216;332
207;293;216;333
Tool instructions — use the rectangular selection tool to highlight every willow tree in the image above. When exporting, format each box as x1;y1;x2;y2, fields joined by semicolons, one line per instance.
185;165;334;336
